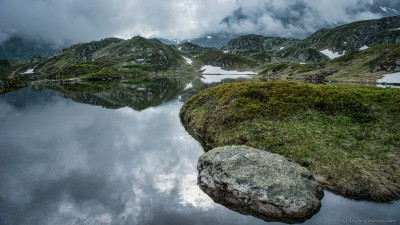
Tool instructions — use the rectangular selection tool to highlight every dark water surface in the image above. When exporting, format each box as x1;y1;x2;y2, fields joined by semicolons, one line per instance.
0;87;399;225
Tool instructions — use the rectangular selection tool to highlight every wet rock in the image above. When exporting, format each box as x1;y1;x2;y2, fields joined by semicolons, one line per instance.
373;66;382;73
197;145;323;223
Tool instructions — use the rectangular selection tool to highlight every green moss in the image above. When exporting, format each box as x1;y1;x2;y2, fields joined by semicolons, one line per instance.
195;50;257;70
261;64;289;73
180;81;400;202
123;63;160;71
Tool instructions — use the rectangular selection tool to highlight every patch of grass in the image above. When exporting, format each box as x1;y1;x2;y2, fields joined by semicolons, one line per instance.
122;63;160;71
196;50;257;70
261;64;289;73
180;81;400;202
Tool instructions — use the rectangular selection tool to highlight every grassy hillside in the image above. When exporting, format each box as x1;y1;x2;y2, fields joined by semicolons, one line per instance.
7;36;185;82
222;34;300;53
194;50;258;71
299;16;400;52
259;44;400;83
180;81;400;202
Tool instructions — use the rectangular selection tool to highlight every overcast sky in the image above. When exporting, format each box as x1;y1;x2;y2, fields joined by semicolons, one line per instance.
0;0;383;45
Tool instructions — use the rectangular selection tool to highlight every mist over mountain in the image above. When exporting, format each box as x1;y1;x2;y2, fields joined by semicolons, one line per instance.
219;0;400;39
159;0;400;48
0;0;399;53
0;36;63;59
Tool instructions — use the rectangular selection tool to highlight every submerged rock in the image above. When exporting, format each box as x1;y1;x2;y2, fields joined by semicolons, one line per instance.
197;145;323;223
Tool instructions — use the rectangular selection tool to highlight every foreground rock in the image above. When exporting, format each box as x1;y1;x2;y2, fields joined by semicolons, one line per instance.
197;146;323;223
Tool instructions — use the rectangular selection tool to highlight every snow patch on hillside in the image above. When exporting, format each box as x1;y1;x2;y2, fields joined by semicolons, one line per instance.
320;49;344;59
376;72;400;85
22;69;34;74
359;45;369;50
182;56;193;65
184;82;193;90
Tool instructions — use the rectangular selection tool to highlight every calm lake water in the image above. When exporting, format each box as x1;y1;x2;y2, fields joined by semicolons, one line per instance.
0;81;399;225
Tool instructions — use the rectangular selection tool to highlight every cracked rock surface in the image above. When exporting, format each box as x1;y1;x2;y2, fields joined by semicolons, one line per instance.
197;145;323;223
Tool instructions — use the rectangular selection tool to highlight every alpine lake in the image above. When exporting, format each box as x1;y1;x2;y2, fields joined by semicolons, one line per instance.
0;74;399;225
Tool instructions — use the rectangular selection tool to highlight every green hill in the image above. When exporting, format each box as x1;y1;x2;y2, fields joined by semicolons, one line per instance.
7;36;185;81
299;16;400;52
222;34;300;53
259;43;400;83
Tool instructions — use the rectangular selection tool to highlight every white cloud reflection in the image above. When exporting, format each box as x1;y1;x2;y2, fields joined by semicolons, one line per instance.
0;88;399;225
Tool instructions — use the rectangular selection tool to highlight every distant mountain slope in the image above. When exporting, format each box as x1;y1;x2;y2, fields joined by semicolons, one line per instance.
9;36;184;81
300;16;400;52
0;36;61;59
220;1;400;40
218;34;328;66
371;0;400;16
222;34;300;53
259;43;400;83
177;42;213;56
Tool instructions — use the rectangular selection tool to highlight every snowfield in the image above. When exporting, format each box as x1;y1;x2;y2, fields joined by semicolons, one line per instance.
376;72;400;85
201;65;256;75
200;65;256;84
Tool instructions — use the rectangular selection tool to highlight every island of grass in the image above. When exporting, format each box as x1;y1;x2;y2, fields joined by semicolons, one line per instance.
180;81;400;202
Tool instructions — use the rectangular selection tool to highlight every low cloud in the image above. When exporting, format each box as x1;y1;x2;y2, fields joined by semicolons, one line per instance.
218;0;381;38
0;0;386;44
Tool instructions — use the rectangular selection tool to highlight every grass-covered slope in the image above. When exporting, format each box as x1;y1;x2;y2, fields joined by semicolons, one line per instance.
9;36;185;81
194;50;258;71
259;44;400;83
299;16;400;52
222;34;300;53
219;34;328;67
177;42;213;56
180;81;400;202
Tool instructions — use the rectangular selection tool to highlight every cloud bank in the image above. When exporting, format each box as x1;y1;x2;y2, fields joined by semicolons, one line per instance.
219;0;381;38
0;0;388;44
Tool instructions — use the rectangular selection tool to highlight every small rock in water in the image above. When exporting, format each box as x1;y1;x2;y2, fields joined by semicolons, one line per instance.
197;145;323;223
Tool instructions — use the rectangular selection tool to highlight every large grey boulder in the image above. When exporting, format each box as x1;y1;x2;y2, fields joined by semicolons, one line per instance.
197;145;323;223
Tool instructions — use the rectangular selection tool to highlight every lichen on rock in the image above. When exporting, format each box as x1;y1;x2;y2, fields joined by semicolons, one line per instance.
197;145;323;223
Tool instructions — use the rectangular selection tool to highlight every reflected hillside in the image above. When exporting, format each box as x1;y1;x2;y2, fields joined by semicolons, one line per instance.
34;77;185;111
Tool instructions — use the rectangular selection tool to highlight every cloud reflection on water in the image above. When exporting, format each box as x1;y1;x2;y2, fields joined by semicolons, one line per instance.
0;88;399;225
0;89;230;225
